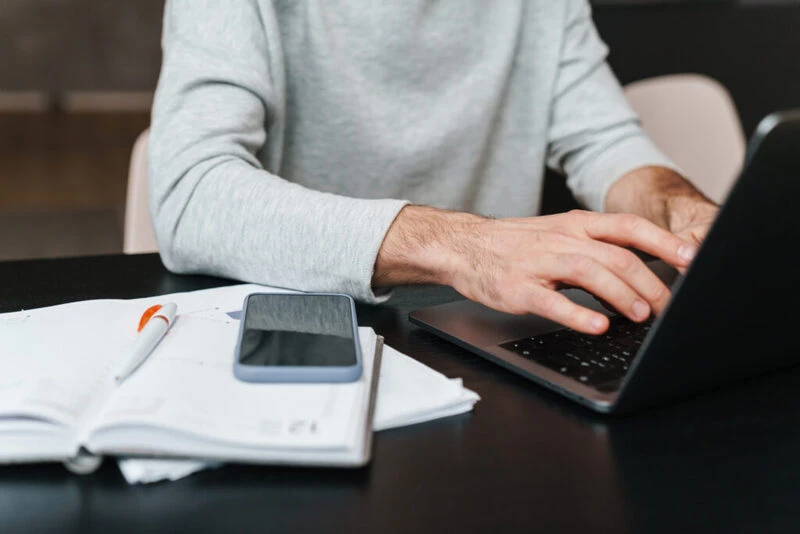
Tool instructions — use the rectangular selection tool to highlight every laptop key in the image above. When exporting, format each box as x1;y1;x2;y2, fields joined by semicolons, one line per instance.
547;352;579;366
614;337;638;348
500;315;651;392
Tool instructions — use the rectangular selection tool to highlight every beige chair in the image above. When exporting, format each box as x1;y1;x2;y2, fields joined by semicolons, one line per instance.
623;74;746;204
123;129;159;254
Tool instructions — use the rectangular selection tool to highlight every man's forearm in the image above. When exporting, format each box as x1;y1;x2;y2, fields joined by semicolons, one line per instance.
372;206;483;288
604;166;716;232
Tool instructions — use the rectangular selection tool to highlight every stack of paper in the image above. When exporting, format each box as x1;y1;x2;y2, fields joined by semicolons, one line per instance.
0;279;479;483
0;284;394;468
119;340;479;484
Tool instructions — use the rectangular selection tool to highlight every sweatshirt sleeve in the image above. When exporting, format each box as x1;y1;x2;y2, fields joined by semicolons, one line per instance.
148;0;408;303
546;0;682;213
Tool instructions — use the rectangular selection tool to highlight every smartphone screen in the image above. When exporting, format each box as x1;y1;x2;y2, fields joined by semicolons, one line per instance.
237;294;358;367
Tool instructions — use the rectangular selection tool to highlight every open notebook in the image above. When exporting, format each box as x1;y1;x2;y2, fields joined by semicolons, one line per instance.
0;285;382;467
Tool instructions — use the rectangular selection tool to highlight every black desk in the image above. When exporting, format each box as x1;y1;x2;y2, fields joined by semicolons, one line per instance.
1;254;798;533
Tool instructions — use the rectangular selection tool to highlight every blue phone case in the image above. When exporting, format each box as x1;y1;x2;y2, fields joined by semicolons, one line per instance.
232;292;363;383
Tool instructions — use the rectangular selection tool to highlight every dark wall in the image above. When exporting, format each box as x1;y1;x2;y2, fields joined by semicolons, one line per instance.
3;2;795;214
595;4;800;136
551;3;800;212
0;0;163;92
1;2;797;134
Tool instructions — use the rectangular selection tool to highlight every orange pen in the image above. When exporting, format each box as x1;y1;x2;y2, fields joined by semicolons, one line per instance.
115;302;178;384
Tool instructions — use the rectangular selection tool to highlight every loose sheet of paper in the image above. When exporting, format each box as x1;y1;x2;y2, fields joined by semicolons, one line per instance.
373;345;480;431
119;341;480;483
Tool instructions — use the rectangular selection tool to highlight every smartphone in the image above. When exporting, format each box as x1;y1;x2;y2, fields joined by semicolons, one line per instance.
233;293;362;383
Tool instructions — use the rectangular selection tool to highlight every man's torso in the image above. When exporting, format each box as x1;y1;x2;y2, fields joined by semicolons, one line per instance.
260;0;567;217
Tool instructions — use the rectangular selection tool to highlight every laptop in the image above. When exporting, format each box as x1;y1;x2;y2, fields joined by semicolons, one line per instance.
410;110;800;414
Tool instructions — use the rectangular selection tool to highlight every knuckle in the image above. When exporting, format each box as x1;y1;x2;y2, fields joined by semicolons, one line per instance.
656;233;678;253
546;231;571;245
605;285;634;308
477;281;529;315
495;277;523;302
648;282;670;304
566;209;592;224
536;292;560;315
619;213;643;233
565;254;593;277
613;249;638;273
606;278;629;296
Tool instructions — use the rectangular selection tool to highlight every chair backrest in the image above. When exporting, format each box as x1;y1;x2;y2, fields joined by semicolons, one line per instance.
624;74;746;205
123;128;159;254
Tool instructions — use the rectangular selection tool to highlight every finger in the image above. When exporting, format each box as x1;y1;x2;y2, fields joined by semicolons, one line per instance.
546;254;652;323
676;225;710;248
526;284;610;335
584;213;697;269
573;240;671;315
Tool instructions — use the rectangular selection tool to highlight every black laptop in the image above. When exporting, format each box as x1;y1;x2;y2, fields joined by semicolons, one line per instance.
410;110;800;414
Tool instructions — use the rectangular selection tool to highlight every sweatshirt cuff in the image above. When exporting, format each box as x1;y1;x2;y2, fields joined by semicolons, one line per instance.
568;135;683;213
343;198;410;304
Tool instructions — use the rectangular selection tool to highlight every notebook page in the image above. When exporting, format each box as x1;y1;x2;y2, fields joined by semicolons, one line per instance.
0;283;323;459
0;284;277;436
0;300;142;428
91;315;373;452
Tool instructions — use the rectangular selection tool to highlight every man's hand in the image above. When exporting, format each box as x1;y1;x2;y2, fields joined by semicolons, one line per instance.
373;167;718;335
605;166;719;249
665;196;719;248
373;206;698;335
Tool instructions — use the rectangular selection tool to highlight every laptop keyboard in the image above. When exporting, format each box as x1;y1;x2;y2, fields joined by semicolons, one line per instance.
499;315;653;393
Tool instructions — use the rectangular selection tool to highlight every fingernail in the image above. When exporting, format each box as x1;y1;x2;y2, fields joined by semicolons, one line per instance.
589;315;607;332
632;300;649;320
678;244;697;263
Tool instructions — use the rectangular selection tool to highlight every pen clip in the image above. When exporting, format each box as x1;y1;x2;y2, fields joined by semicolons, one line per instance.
138;305;163;332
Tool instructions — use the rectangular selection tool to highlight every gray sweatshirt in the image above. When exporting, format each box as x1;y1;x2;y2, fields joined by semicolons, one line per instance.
149;0;676;303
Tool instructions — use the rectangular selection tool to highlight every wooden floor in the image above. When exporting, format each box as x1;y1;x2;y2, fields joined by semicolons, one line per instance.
0;112;150;260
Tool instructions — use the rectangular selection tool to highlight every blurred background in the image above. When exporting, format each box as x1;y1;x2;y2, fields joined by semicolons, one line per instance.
1;0;798;261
